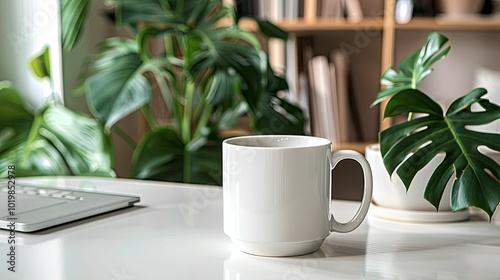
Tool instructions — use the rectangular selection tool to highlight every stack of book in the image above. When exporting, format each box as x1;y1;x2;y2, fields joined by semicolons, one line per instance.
304;49;359;146
233;0;364;22
231;0;364;78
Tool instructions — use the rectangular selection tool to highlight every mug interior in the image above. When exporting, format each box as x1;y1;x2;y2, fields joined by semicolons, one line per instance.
224;135;330;148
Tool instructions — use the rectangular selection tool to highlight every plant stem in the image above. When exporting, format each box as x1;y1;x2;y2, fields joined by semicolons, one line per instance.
194;104;213;139
182;80;194;144
193;99;205;121
163;34;187;136
148;64;179;129
141;105;159;130
164;35;175;62
444;117;478;178
193;70;212;121
112;126;137;150
22;114;43;162
408;70;419;121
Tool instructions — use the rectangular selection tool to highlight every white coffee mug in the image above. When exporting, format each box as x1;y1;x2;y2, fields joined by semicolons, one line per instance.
223;135;373;257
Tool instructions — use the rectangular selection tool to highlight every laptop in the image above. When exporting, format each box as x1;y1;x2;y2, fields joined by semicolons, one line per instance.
0;183;140;232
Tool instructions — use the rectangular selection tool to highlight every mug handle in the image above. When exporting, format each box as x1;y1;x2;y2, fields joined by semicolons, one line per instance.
328;150;373;233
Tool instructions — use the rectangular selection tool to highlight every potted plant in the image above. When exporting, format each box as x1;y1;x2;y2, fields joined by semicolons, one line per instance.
367;32;500;221
0;0;304;185
0;0;306;184
0;46;115;178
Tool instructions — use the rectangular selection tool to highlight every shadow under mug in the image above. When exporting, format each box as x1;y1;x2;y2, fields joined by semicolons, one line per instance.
223;135;373;257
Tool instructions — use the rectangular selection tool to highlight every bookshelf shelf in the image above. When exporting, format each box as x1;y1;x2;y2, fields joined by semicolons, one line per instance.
396;17;500;30
277;18;384;32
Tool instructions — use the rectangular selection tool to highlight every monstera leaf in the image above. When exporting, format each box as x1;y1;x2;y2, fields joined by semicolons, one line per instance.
251;67;306;135
372;32;451;106
380;88;500;217
61;0;91;51
29;46;51;79
0;82;114;178
84;38;152;130
0;82;34;155
132;127;222;185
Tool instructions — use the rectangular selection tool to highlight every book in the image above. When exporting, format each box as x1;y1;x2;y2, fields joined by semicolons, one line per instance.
258;0;268;18
320;0;344;19
309;56;340;145
285;0;300;19
330;49;353;142
235;0;256;17
298;72;312;134
298;0;305;17
328;60;342;143
344;0;363;22
304;0;318;21
297;36;314;74
268;0;285;76
286;33;299;103
297;36;315;133
307;58;322;138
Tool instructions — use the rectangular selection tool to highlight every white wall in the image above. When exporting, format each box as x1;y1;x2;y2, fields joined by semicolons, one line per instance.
0;0;63;111
395;30;500;107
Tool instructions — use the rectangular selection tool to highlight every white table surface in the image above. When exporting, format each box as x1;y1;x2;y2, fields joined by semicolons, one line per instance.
1;176;500;280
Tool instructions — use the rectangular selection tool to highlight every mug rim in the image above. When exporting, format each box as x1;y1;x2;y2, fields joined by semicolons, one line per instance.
223;135;331;149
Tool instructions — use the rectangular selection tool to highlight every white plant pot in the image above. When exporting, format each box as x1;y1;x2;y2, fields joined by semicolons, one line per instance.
365;144;470;222
436;0;484;15
366;144;451;211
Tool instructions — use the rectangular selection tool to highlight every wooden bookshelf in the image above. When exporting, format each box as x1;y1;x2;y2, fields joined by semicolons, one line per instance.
232;0;500;150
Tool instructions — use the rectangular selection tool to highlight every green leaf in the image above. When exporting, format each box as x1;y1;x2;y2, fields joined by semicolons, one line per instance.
136;27;180;58
1;103;114;178
114;0;185;30
132;127;222;185
0;81;34;121
0;141;69;177
373;32;450;107
217;101;248;130
252;18;288;40
205;69;230;105
383;89;443;118
379;88;500;217
61;0;91;51
0;82;34;155
229;49;268;111
253;93;306;135
84;38;152;130
245;62;305;135
29;46;51;79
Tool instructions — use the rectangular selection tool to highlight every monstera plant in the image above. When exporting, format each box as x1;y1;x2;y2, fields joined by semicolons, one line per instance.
372;32;500;218
0;0;304;184
0;0;305;184
0;47;114;178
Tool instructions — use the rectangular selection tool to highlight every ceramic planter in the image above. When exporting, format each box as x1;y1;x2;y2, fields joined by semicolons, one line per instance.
365;144;470;222
436;0;484;15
